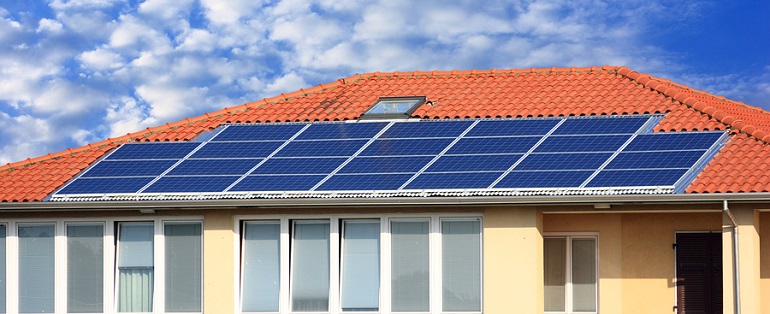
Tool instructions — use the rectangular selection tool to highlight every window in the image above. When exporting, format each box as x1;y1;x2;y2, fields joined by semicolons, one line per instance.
239;215;482;314
0;218;201;314
361;96;427;119
544;236;598;314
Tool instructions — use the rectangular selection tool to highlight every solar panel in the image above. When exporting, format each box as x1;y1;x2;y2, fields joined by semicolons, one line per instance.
252;158;347;175
496;171;595;188
168;159;262;176
192;142;282;159
317;174;414;191
535;135;630;152
106;142;200;160
296;122;388;140
144;176;240;193
212;124;305;141
231;175;325;191
50;115;728;200
82;160;178;177
515;153;612;171
405;172;502;189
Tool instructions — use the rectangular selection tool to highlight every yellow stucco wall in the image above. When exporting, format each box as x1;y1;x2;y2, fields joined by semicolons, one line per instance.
483;206;543;314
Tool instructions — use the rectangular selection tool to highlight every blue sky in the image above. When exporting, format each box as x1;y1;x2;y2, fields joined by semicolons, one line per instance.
0;0;768;164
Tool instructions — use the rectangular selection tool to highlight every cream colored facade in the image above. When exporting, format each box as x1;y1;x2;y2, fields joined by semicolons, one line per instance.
0;202;767;314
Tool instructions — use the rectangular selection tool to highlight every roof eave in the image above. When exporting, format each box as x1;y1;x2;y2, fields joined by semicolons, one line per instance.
1;192;770;212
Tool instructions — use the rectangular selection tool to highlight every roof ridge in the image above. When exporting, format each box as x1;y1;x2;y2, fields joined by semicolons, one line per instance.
616;66;770;143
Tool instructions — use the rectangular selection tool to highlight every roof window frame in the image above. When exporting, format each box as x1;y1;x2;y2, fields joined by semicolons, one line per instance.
360;96;427;120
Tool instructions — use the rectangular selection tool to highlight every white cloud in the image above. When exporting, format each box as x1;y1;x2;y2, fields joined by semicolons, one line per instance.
79;47;124;70
138;0;195;21
36;18;63;33
49;0;121;10
264;72;309;96
199;0;264;25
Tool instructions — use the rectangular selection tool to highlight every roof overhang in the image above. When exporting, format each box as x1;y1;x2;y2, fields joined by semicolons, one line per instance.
3;192;770;212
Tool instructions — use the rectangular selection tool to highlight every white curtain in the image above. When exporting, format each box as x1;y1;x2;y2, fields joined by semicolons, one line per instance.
18;224;55;313
241;222;281;312
441;220;481;312
118;223;154;313
291;221;330;312
390;221;429;312
544;237;566;312
340;220;380;312
67;224;104;313
164;222;202;312
572;238;597;312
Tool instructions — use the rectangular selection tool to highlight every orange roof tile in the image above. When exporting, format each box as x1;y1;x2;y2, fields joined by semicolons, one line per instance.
2;65;770;202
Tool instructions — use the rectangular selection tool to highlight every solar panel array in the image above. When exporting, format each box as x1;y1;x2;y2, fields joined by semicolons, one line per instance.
50;115;728;200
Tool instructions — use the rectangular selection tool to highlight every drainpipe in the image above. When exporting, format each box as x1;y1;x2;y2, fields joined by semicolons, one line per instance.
723;200;740;314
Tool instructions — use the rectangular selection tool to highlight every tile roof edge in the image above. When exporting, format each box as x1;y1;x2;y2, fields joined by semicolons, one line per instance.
616;66;770;143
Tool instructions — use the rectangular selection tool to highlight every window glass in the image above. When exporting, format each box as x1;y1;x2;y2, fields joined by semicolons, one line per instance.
291;221;330;312
340;220;380;312
67;224;104;313
241;222;281;312
441;220;481;312
18;224;55;313
117;223;154;313
544;238;566;312
164;222;202;312
572;238;597;312
390;220;429;312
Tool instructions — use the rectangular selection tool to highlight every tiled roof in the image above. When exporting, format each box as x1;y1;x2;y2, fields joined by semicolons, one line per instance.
2;65;770;202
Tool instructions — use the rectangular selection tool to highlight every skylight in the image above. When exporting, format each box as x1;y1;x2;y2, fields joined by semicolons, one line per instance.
361;96;426;119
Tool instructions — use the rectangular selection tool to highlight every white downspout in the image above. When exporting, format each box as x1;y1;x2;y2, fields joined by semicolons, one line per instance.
723;200;740;314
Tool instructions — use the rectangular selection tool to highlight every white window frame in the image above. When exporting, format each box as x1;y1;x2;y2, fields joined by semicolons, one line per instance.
543;233;599;314
235;214;483;314
0;216;202;314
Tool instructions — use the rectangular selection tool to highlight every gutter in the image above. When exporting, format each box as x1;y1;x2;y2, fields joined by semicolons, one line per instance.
2;192;770;212
723;200;740;314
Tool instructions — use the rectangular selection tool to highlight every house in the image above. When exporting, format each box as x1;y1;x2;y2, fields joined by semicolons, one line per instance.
0;65;769;314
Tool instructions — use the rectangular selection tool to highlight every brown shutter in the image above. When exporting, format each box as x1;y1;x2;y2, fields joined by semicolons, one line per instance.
676;232;723;313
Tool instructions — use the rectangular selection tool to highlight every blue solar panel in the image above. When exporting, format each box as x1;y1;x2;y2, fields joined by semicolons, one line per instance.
515;153;612;170
553;116;649;135
361;139;454;156
275;140;368;157
191;142;282;159
144;176;239;193
212;124;305;141
624;133;723;151
405;172;501;189
586;169;688;187
296;122;388;140
447;137;541;154
466;119;560;137
427;155;523;172
252;157;346;174
605;151;705;169
535;135;630;152
339;156;433;173
379;121;473;138
52;116;728;198
82;160;177;177
231;175;326;191
57;177;153;194
496;171;594;188
107;143;200;160
316;174;413;190
168;159;261;175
